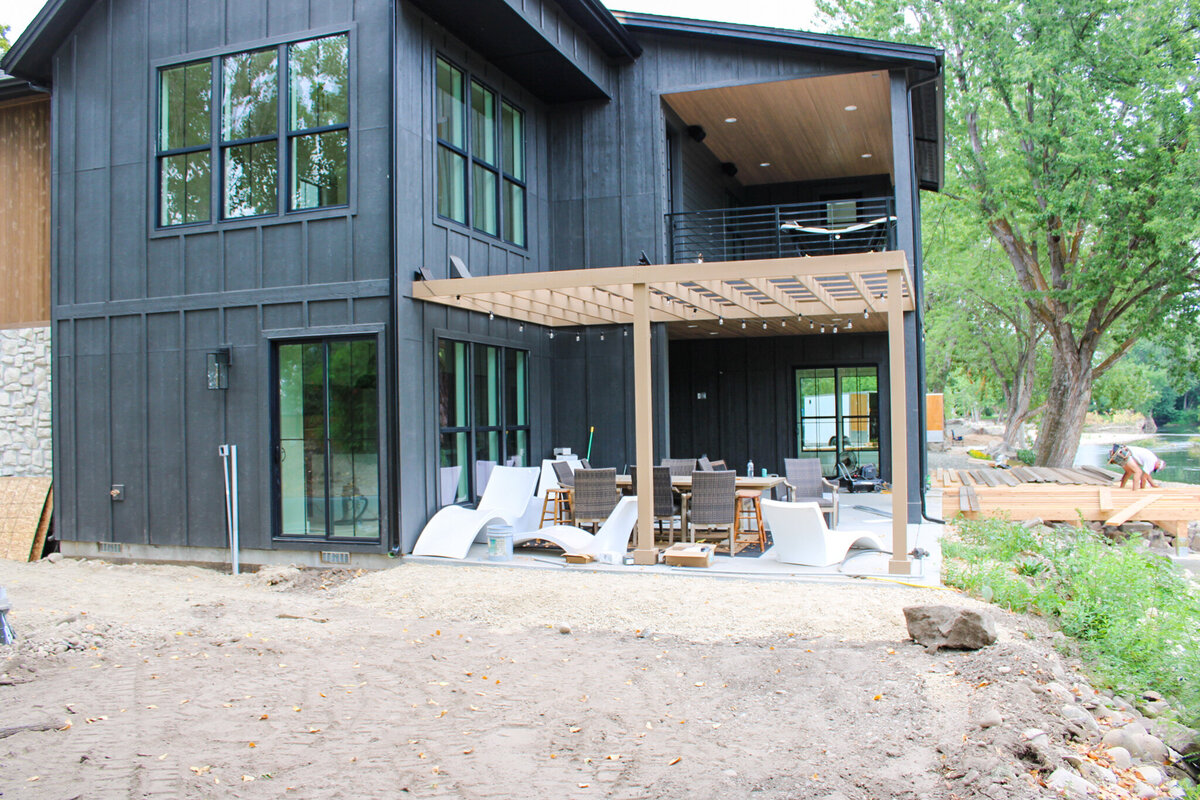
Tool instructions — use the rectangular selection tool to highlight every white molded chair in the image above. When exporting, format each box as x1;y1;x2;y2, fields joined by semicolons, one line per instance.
760;499;885;566
514;496;639;564
412;466;542;558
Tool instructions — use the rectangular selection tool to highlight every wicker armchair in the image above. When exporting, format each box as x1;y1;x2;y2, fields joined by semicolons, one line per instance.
630;464;680;541
697;455;713;471
661;458;697;478
783;457;839;528
572;468;620;532
686;470;737;551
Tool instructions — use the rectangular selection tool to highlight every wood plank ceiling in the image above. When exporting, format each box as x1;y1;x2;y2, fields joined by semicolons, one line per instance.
662;70;893;186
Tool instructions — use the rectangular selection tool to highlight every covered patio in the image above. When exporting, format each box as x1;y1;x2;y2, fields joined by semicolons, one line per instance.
412;251;920;574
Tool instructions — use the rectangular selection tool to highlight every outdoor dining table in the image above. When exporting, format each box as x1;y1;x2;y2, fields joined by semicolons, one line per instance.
614;473;788;542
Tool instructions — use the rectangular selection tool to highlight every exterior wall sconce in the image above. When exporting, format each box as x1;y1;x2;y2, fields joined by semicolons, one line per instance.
207;348;231;390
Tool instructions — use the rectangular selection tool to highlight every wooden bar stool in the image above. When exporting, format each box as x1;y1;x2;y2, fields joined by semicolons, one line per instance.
734;489;765;550
539;488;572;528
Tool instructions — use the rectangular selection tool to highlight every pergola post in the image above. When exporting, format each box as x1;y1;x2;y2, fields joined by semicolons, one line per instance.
887;267;911;574
631;282;658;565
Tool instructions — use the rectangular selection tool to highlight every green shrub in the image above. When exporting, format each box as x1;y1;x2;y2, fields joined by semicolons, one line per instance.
1015;448;1036;466
944;516;1200;727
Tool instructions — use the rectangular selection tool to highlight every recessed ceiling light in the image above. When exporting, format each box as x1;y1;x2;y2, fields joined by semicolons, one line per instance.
724;117;738;123
844;105;858;111
861;153;872;158
759;162;771;167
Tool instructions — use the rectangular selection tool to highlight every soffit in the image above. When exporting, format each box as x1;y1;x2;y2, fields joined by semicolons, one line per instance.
662;70;893;186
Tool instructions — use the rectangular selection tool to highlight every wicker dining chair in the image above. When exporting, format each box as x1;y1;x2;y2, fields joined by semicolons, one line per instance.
551;459;576;488
661;457;697;478
709;459;727;471
630;464;680;541
783;457;839;528
698;455;714;471
572;467;620;532
687;470;737;552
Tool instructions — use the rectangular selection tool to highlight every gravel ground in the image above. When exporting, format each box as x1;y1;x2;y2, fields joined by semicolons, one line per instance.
0;556;1131;800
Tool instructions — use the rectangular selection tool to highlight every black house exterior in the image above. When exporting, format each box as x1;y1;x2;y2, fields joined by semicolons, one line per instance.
2;0;942;567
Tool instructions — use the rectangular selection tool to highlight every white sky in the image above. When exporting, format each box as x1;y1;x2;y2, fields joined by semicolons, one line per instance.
4;0;826;44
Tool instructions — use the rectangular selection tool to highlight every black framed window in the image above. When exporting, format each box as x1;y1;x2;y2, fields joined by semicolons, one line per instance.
157;60;212;226
796;366;879;478
275;337;380;541
437;339;529;505
155;32;350;228
435;56;526;247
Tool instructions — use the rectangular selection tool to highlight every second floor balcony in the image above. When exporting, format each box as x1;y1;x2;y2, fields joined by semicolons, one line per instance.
667;196;896;265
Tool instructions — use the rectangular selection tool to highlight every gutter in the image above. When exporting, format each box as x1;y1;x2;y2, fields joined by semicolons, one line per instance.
906;68;945;525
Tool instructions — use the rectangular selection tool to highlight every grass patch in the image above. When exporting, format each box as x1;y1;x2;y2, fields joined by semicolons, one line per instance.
944;516;1200;726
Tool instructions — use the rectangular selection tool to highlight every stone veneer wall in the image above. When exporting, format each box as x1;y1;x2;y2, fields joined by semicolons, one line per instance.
0;325;52;476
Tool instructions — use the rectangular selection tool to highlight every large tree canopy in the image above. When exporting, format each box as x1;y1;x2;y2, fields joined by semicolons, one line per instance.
820;0;1200;465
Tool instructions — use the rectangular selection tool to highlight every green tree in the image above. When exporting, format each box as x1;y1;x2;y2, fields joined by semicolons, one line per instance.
819;0;1200;466
924;192;1047;450
1;24;11;54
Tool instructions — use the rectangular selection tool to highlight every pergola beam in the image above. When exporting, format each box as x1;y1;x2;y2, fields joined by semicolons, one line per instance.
850;273;883;313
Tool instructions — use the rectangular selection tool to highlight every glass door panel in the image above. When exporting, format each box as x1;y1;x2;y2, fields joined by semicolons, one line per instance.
796;366;879;477
276;338;379;541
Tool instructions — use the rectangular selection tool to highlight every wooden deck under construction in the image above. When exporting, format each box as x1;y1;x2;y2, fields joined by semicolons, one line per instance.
934;466;1200;537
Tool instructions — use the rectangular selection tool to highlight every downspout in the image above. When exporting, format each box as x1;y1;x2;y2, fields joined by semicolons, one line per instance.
906;68;944;525
387;0;403;557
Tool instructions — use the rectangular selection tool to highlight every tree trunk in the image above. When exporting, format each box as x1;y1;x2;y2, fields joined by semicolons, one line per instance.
1035;343;1094;467
1000;340;1039;451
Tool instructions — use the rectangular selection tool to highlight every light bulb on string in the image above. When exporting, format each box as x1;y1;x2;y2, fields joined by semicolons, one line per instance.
846;321;852;330
489;311;494;320
833;326;839;334
762;321;767;330
741;320;746;329
576;333;581;342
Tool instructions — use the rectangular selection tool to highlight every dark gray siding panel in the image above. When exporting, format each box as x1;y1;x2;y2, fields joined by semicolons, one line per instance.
52;0;393;552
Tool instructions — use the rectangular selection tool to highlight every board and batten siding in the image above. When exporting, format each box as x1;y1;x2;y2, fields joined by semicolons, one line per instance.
50;0;395;551
0;95;51;327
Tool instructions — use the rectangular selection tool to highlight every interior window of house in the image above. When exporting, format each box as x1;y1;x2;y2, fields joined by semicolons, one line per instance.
276;337;380;541
158;60;212;225
435;56;526;247
796;366;879;477
826;199;858;226
437;339;530;504
156;32;350;227
289;35;350;210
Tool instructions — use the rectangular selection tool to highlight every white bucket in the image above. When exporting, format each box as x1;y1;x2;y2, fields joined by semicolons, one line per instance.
486;524;514;561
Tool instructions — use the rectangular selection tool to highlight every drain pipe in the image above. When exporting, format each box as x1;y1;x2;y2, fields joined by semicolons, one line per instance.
906;68;945;525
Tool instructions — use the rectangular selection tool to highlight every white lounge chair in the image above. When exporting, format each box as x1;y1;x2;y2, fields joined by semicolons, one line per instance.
412;466;542;558
514;496;639;564
759;499;885;566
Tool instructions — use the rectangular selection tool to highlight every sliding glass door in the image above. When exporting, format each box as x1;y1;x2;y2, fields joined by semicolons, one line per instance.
795;366;879;477
276;338;380;541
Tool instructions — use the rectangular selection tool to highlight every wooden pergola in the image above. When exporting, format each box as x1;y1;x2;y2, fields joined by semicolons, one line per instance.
412;251;917;573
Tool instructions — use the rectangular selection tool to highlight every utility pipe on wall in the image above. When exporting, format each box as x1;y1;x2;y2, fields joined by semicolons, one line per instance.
219;444;241;575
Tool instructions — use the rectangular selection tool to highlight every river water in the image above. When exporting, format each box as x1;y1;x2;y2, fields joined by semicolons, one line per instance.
1074;433;1200;486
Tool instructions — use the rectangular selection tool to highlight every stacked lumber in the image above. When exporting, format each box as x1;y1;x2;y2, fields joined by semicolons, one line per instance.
951;483;1200;536
933;465;1120;488
0;478;53;562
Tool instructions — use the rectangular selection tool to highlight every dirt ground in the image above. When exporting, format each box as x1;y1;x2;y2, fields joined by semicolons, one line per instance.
1;557;1092;799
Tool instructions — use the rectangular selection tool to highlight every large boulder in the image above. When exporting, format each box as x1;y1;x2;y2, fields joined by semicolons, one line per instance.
903;605;998;651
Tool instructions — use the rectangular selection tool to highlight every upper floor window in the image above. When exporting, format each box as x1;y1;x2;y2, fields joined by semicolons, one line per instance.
156;33;349;228
435;56;526;247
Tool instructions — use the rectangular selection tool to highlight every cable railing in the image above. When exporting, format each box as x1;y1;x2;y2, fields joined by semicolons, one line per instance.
667;196;896;264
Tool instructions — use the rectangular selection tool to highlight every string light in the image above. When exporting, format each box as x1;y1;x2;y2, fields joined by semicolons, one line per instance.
549;330;555;339
809;320;814;329
833;326;839;334
846;321;852;330
623;328;628;337
863;308;869;319
518;322;524;332
762;321;767;330
489;311;494;320
741;320;746;329
781;319;787;328
820;325;825;334
719;317;724;325
576;333;581;342
600;332;605;341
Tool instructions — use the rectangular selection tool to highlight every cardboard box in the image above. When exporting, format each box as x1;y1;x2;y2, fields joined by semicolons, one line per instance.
564;553;594;564
664;542;714;567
